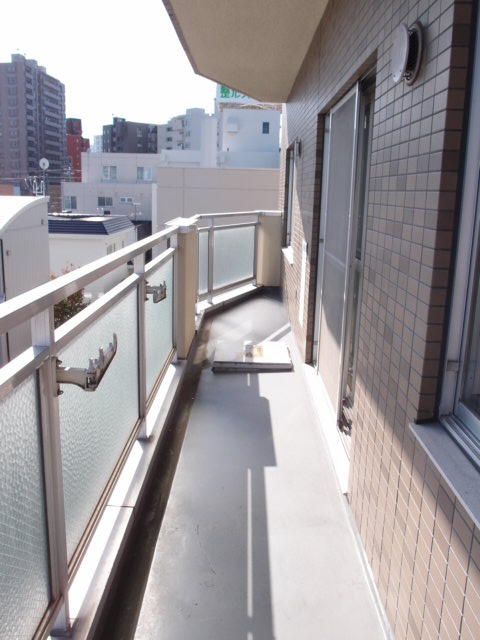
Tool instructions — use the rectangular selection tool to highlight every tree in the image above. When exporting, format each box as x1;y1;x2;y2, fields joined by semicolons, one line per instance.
51;264;88;328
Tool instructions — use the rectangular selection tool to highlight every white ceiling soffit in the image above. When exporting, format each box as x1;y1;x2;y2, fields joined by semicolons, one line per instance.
163;0;329;103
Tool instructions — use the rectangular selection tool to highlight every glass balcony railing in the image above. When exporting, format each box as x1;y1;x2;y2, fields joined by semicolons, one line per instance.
196;212;260;302
0;210;280;639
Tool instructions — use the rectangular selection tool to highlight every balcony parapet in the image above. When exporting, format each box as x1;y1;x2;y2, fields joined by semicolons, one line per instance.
0;209;280;639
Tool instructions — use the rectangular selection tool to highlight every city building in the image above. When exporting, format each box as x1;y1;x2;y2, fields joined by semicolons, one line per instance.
215;84;281;168
158;107;216;151
91;135;103;153
61;152;161;222
61;151;279;231
48;212;136;298
0;54;66;195
102;117;158;154
65;118;90;182
158;98;281;168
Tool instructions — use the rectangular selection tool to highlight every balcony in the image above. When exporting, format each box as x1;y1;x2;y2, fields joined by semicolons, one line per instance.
0;211;388;639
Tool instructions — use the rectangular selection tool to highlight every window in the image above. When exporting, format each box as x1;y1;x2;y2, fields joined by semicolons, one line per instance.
441;23;480;463
98;196;113;207
106;243;116;255
64;195;77;210
262;122;270;134
284;146;295;246
137;166;152;181
120;196;133;204
102;165;117;181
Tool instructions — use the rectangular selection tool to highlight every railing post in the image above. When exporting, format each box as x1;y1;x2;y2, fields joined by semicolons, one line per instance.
207;218;214;302
168;218;198;359
31;308;70;634
134;253;148;439
256;211;282;286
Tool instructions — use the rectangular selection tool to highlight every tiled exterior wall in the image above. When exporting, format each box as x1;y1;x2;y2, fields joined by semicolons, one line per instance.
281;0;479;637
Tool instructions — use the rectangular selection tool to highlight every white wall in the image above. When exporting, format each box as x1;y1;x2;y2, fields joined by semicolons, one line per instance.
220;109;281;153
0;196;50;362
61;181;155;220
156;167;280;226
81;152;161;183
49;227;136;298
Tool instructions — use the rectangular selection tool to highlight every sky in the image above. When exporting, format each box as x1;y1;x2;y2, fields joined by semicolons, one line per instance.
2;0;218;142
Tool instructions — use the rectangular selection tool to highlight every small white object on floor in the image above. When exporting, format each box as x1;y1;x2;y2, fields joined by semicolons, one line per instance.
212;340;293;372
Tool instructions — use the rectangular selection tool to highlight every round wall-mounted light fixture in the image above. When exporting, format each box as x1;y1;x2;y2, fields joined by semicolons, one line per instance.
391;21;423;85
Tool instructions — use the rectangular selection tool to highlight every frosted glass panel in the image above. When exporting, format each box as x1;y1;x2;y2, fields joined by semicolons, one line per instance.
213;226;255;289
198;230;208;294
0;376;50;639
146;257;174;397
59;290;139;561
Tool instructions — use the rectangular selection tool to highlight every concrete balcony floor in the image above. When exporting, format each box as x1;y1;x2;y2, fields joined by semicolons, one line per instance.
96;289;389;640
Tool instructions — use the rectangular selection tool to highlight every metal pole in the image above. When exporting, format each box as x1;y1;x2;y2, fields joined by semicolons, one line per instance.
32;308;70;633
134;253;147;439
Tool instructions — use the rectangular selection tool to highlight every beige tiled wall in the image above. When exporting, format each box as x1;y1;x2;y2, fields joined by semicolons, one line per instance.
281;0;479;636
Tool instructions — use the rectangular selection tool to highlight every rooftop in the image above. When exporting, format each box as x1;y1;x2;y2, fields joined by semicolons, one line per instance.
48;213;134;235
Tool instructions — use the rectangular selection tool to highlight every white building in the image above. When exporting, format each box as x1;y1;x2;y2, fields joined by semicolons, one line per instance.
62;153;159;221
0;196;50;365
91;135;103;153
215;85;281;168
158;108;217;155
48;213;136;299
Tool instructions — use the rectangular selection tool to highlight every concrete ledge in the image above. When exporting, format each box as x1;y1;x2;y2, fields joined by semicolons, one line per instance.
196;283;261;322
52;358;188;639
410;421;480;528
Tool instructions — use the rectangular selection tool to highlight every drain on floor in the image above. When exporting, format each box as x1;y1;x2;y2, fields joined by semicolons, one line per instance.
212;340;293;372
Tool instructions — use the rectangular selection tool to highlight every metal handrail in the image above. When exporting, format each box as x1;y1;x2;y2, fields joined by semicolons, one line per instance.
0;225;179;335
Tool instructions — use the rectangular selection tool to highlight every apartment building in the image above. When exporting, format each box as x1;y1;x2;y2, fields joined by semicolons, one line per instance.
102;117;158;154
164;1;480;638
215;84;281;168
4;2;480;638
159;99;281;168
0;54;66;193
66;118;90;182
158;107;216;151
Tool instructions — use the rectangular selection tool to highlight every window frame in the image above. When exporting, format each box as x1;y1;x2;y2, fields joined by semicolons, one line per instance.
137;166;152;182
440;15;480;466
284;144;296;248
98;196;113;208
102;165;117;181
63;195;77;210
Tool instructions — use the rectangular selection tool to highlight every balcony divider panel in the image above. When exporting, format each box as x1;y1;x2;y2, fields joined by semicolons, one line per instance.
145;255;174;398
0;375;51;640
213;224;256;290
198;230;209;295
57;289;139;562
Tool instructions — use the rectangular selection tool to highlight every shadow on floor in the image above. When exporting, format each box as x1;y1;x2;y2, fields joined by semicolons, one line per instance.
92;288;284;640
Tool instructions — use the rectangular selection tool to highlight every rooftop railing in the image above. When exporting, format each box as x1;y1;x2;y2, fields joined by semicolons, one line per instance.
0;210;281;639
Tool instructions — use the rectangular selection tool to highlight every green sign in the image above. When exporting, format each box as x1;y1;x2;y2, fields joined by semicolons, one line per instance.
220;86;248;100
